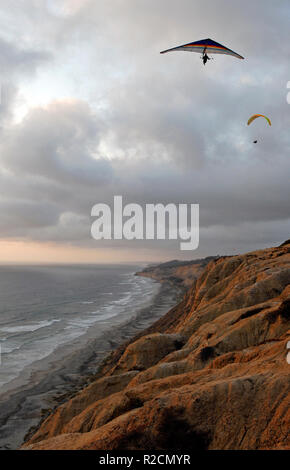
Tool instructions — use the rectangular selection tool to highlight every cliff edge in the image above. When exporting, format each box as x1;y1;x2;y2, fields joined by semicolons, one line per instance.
136;256;217;289
23;242;290;450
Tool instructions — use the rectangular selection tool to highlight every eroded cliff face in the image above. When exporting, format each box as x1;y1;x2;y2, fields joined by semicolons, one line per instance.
136;257;217;289
23;243;290;450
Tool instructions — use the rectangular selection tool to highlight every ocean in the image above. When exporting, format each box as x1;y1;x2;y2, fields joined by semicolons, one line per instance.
0;264;179;449
0;264;159;393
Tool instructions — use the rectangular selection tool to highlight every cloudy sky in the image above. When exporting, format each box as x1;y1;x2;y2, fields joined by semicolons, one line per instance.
0;0;289;264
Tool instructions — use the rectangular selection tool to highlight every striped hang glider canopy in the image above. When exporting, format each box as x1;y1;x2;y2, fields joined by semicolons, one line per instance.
160;38;244;60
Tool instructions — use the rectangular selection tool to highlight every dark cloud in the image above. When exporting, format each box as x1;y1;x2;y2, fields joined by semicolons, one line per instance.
0;33;52;128
0;0;289;259
2;100;112;185
0;37;51;77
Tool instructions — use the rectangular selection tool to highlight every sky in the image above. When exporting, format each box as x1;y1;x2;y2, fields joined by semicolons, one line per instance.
0;0;289;264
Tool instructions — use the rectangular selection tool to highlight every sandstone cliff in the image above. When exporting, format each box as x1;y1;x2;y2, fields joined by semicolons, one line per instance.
136;257;217;289
23;242;290;450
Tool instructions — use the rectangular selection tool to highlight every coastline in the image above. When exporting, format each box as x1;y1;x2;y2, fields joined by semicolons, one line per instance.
0;276;182;450
21;243;290;451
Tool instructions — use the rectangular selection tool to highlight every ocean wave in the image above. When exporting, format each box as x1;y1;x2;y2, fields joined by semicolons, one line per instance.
0;319;61;334
0;343;22;354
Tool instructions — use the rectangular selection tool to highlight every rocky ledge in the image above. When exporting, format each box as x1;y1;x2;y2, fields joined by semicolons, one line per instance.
23;241;290;450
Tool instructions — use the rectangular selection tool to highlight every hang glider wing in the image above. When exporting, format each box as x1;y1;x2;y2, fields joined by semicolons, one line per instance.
160;38;244;60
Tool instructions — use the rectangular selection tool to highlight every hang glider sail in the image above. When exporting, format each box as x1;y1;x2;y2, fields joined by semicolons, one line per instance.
247;114;272;126
160;38;244;61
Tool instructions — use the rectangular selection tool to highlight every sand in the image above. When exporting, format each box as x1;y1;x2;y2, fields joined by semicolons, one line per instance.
0;281;181;450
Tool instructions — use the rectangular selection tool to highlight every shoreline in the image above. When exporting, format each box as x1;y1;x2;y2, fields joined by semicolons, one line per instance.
0;277;182;450
20;242;290;451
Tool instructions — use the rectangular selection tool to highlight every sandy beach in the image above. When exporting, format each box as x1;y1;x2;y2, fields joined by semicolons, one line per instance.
0;280;181;450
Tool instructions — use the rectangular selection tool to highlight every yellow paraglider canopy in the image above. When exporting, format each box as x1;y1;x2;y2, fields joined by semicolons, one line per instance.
247;114;272;126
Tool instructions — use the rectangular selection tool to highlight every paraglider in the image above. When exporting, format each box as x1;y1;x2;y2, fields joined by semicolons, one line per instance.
160;38;244;65
247;114;272;127
247;115;271;144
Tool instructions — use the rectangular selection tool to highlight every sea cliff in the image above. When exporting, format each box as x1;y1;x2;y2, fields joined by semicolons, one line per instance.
136;256;217;289
23;241;290;450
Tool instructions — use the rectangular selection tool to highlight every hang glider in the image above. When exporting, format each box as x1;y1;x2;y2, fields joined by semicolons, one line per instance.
160;38;244;61
247;114;272;126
